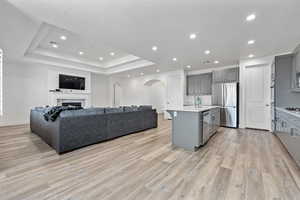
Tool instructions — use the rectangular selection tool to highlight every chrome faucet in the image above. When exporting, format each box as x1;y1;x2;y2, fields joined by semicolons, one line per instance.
194;96;202;108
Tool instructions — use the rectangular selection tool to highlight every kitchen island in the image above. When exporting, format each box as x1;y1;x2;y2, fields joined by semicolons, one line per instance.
167;106;220;151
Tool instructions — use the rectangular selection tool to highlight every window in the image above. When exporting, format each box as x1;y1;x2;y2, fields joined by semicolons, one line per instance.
0;49;2;115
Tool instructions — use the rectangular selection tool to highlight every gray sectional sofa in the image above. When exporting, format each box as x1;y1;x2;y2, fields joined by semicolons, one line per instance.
30;106;158;154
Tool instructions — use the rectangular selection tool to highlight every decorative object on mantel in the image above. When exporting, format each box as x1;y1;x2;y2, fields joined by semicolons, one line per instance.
49;89;62;92
286;107;300;112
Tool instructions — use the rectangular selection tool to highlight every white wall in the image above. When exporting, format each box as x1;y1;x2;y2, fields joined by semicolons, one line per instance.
91;73;109;107
0;60;48;126
0;60;109;126
109;70;184;113
146;81;165;113
0;54;278;127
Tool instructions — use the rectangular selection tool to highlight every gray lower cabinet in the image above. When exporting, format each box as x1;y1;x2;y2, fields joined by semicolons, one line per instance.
186;73;212;96
275;109;300;166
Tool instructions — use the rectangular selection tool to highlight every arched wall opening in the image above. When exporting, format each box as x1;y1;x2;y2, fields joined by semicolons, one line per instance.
143;79;166;113
113;82;123;107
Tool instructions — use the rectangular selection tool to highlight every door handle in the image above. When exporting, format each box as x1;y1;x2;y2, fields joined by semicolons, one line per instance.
291;128;295;137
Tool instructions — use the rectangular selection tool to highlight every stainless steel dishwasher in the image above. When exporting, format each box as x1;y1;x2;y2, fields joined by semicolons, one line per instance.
202;111;211;145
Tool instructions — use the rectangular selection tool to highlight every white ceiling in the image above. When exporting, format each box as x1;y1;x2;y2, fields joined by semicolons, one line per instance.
23;23;154;74
5;0;300;76
37;25;130;67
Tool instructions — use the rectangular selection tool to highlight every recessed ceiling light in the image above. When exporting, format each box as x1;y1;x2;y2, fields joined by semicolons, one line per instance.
99;57;104;61
52;44;58;48
214;60;219;64
186;65;192;69
110;52;115;56
246;14;256;22
60;35;67;40
79;51;84;55
152;46;158;51
248;54;255;58
127;74;130;78
156;69;160;73
248;40;255;45
189;33;197;40
204;50;210;55
172;57;177;62
140;72;144;76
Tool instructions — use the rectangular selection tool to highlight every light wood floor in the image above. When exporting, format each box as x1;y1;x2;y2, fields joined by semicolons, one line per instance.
1;117;300;200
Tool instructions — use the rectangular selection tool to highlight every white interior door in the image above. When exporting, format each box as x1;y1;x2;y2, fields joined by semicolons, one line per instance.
245;64;271;130
165;74;182;119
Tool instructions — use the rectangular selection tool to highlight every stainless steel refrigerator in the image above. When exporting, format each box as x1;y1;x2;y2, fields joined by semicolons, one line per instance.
212;82;239;128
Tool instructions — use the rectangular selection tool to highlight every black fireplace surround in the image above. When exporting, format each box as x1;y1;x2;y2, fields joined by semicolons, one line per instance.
30;106;158;154
62;102;82;107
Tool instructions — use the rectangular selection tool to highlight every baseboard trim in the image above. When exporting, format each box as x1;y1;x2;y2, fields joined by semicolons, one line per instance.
0;121;29;127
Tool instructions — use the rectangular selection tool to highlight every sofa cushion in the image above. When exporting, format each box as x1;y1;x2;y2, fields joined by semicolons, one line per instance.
123;106;132;112
138;105;153;111
123;106;139;112
105;107;124;114
87;108;105;114
60;109;91;118
131;105;138;111
33;106;52;113
123;106;137;112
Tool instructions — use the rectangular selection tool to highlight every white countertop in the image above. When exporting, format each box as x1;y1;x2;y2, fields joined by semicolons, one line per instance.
167;105;220;113
276;107;300;118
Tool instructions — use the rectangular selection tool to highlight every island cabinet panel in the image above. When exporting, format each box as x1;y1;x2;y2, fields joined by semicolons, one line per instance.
275;109;300;166
169;111;202;151
167;107;220;152
186;73;212;96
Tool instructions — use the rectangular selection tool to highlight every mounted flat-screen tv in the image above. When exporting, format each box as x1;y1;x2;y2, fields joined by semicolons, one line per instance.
59;74;85;90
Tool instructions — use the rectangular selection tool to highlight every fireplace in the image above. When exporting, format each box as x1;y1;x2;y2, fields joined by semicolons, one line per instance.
57;98;86;107
62;102;82;107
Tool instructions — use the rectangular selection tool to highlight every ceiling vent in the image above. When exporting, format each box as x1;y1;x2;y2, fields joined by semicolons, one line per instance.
49;41;58;45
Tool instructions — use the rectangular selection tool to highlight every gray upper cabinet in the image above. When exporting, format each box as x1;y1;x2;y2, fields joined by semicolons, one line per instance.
186;73;212;96
200;73;212;95
212;67;239;83
292;46;300;91
187;75;196;95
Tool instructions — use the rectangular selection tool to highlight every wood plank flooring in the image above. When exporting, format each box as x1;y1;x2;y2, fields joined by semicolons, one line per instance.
1;116;300;200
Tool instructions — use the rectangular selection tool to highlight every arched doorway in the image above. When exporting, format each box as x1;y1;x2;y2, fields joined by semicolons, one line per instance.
143;79;166;113
113;82;122;107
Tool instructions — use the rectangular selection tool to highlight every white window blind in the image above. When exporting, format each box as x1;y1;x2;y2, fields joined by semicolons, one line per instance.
0;49;2;115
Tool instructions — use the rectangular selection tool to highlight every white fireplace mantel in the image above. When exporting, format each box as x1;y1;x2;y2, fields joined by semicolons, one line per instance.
48;91;91;108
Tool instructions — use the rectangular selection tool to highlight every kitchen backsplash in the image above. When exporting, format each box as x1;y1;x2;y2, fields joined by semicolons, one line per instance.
184;95;212;106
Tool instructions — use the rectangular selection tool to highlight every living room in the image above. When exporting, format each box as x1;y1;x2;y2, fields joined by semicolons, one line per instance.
1;0;300;199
